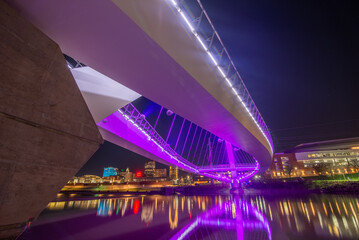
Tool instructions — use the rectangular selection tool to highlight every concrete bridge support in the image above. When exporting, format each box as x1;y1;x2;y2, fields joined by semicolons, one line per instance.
0;1;103;238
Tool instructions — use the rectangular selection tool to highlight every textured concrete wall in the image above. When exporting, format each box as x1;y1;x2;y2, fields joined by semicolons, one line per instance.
0;1;103;238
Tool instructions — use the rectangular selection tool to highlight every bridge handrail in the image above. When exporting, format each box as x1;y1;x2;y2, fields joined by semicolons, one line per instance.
120;103;198;170
119;103;260;183
168;0;273;152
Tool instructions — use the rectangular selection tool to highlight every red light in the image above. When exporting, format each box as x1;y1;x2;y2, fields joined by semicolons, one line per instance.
136;171;142;178
134;199;140;214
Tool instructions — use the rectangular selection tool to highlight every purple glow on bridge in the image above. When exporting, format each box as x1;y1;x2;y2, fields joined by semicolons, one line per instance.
98;102;259;184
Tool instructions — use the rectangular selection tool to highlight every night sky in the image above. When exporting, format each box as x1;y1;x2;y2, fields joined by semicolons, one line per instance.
78;0;358;176
202;0;359;151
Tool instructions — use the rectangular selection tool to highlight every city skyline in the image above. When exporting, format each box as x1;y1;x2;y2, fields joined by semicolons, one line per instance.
76;141;170;177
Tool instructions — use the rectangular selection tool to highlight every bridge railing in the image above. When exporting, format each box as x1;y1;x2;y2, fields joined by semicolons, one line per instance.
118;103;260;183
168;0;273;152
119;103;198;171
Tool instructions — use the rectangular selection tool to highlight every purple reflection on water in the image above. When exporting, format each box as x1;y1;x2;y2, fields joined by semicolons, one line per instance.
170;196;271;240
18;194;359;239
18;195;271;240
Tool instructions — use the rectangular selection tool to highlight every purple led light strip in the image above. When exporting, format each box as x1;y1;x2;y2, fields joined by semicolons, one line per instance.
118;103;259;183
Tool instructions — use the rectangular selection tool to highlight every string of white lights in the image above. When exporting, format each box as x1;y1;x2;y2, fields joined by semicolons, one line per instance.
168;0;273;153
118;107;258;182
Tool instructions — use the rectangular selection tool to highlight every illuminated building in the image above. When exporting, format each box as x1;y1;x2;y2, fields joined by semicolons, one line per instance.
103;167;119;177
295;138;359;175
124;168;133;183
118;168;127;178
144;161;156;178
270;153;298;178
270;137;359;178
154;169;167;178
169;166;178;181
68;175;103;184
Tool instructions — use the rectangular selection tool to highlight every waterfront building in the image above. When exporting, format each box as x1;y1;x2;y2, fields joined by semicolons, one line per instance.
270;137;359;178
169;166;178;181
144;161;156;178
118;168;127;178
124;168;134;183
270;153;299;178
68;175;103;184
154;169;167;178
103;167;119;177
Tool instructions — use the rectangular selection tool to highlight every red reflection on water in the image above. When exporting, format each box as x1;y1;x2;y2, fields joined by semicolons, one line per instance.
134;199;140;214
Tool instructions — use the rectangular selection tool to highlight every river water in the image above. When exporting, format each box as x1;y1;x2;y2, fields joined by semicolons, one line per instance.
18;193;359;240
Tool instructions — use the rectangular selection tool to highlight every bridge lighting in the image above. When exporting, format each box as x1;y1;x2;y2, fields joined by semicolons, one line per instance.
166;110;174;116
195;35;208;51
225;78;232;87
118;106;260;183
207;51;218;66
217;66;226;78
179;11;195;32
168;0;273;154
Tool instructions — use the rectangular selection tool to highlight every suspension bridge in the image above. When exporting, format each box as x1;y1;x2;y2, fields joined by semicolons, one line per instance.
7;0;274;186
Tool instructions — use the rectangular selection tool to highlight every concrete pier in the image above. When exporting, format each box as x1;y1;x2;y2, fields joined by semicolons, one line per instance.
0;1;103;238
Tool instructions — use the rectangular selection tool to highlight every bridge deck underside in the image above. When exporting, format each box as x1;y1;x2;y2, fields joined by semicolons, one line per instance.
7;0;273;172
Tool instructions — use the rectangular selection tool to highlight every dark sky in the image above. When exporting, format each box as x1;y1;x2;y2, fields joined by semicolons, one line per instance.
201;0;359;151
76;141;169;177
78;0;358;175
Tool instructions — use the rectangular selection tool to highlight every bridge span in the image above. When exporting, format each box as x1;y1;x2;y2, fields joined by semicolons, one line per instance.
1;1;275;236
7;0;273;180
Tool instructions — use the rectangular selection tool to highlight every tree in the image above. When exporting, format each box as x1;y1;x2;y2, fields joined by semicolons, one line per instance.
312;162;331;176
346;159;359;172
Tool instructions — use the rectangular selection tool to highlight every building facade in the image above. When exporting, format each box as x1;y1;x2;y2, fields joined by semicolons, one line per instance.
124;168;134;183
169;166;178;181
144;161;156;178
270;153;299;178
154;169;167;178
103;167;119;177
269;137;359;178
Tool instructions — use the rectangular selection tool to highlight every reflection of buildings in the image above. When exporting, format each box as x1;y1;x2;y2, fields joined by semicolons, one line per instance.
169;196;179;229
248;195;359;239
97;199;115;216
45;194;359;239
141;204;154;224
269;137;359;178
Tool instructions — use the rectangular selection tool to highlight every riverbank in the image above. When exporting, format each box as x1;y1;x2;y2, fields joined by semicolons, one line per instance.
59;184;230;197
60;179;359;198
246;179;359;194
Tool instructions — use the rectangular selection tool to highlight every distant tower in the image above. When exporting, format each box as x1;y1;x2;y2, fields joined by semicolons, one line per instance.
144;161;156;178
169;166;178;180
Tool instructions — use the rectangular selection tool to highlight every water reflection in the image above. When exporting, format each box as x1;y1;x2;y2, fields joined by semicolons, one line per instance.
246;195;359;239
22;194;359;239
171;196;271;240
